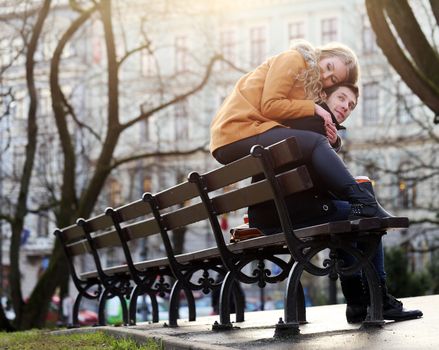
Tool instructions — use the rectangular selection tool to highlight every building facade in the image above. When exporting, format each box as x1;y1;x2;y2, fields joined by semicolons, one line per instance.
0;0;437;309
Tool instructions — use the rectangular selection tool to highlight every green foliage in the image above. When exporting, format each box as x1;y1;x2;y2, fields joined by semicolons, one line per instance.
385;247;432;297
0;330;162;350
427;251;439;294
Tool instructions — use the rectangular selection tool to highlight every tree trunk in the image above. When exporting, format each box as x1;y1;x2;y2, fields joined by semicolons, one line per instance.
366;0;439;118
172;227;187;255
0;304;15;332
17;2;97;331
20;240;68;329
7;0;51;330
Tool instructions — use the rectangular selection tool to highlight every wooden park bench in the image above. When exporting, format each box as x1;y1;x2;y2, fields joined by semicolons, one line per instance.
55;137;409;337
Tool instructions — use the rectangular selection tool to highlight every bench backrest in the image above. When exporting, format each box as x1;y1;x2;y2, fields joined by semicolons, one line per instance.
55;137;312;280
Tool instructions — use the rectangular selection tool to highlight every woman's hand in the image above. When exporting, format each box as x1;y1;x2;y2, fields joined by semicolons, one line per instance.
315;104;332;125
315;104;338;144
325;122;338;145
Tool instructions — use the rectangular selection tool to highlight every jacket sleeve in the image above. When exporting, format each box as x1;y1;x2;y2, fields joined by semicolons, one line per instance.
332;135;343;153
260;51;315;120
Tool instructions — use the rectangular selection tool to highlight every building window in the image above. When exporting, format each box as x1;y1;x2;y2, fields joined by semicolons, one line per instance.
288;21;305;43
13;146;25;177
141;50;156;77
321;18;338;43
174;35;188;73
143;176;152;193
396;162;417;209
362;16;378;55
396;81;413;124
37;212;49;237
140;101;152;141
362;82;379;125
174;100;189;140
219;29;236;70
249;26;267;67
109;178;122;207
397;179;416;209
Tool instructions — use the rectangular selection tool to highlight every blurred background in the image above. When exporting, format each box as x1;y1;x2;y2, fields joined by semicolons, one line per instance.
0;0;438;329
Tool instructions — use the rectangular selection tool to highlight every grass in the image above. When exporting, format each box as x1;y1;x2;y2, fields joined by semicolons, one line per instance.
0;329;162;350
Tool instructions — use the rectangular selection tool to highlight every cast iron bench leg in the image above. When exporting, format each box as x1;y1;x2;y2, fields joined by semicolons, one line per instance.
98;289;109;326
361;261;385;328
71;292;83;328
233;281;245;323
119;293;129;326
213;271;234;330
274;261;303;338
168;280;196;326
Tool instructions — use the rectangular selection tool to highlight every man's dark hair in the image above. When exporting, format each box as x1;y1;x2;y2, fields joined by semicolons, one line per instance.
324;83;359;101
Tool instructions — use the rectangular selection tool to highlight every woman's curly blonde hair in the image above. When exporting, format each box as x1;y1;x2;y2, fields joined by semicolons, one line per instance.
290;39;359;102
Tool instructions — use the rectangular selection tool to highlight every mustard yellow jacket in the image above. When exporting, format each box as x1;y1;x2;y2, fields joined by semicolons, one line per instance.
210;49;315;153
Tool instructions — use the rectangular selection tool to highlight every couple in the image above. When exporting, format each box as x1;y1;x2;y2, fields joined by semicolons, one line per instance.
209;40;422;323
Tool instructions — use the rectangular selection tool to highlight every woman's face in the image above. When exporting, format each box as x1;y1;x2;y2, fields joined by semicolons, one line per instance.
319;56;348;88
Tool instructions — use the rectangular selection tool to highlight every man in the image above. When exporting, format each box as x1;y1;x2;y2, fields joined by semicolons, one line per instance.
251;83;423;323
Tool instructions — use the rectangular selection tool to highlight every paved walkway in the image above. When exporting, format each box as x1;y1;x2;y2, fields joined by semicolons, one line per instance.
57;294;439;349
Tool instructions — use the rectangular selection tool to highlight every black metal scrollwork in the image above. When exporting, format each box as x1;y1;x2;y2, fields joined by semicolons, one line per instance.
154;274;171;297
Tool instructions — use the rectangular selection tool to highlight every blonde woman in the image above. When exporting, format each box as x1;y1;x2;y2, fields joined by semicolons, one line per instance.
210;40;384;219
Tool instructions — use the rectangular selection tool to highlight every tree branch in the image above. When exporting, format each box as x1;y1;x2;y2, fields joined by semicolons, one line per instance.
117;41;151;69
109;143;209;171
384;0;439;87
50;3;98;222
429;0;439;25
366;0;439;115
122;54;222;130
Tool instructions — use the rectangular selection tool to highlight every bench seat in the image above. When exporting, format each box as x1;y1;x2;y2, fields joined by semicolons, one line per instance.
79;217;408;280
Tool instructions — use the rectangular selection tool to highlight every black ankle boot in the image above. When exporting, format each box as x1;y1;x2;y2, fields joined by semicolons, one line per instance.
361;279;423;322
346;184;388;220
381;282;423;321
340;276;368;323
356;179;394;218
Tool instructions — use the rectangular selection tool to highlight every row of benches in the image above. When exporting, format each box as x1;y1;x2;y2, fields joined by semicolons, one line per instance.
55;137;409;337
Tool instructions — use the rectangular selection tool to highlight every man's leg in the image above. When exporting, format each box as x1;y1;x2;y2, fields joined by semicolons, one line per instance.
361;241;423;322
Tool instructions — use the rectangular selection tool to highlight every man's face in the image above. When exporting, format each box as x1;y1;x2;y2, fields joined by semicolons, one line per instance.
326;86;357;124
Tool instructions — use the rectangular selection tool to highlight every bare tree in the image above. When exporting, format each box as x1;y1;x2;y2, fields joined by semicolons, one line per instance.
365;0;439;123
0;0;51;331
1;0;221;330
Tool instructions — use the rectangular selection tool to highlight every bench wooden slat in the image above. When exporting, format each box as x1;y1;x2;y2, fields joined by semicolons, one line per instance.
80;256;170;279
124;218;160;240
380;217;409;229
203;156;263;190
117;199;151;221
203;137;302;192
67;239;92;255
85;213;113;232
212;166;312;215
67;217;160;256
58;214;113;244
155;181;199;210
158;166;312;231
59;224;84;242
163;203;208;231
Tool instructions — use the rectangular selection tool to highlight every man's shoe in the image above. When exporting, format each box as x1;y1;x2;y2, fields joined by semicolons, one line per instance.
382;294;423;321
346;295;423;323
346;304;367;323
